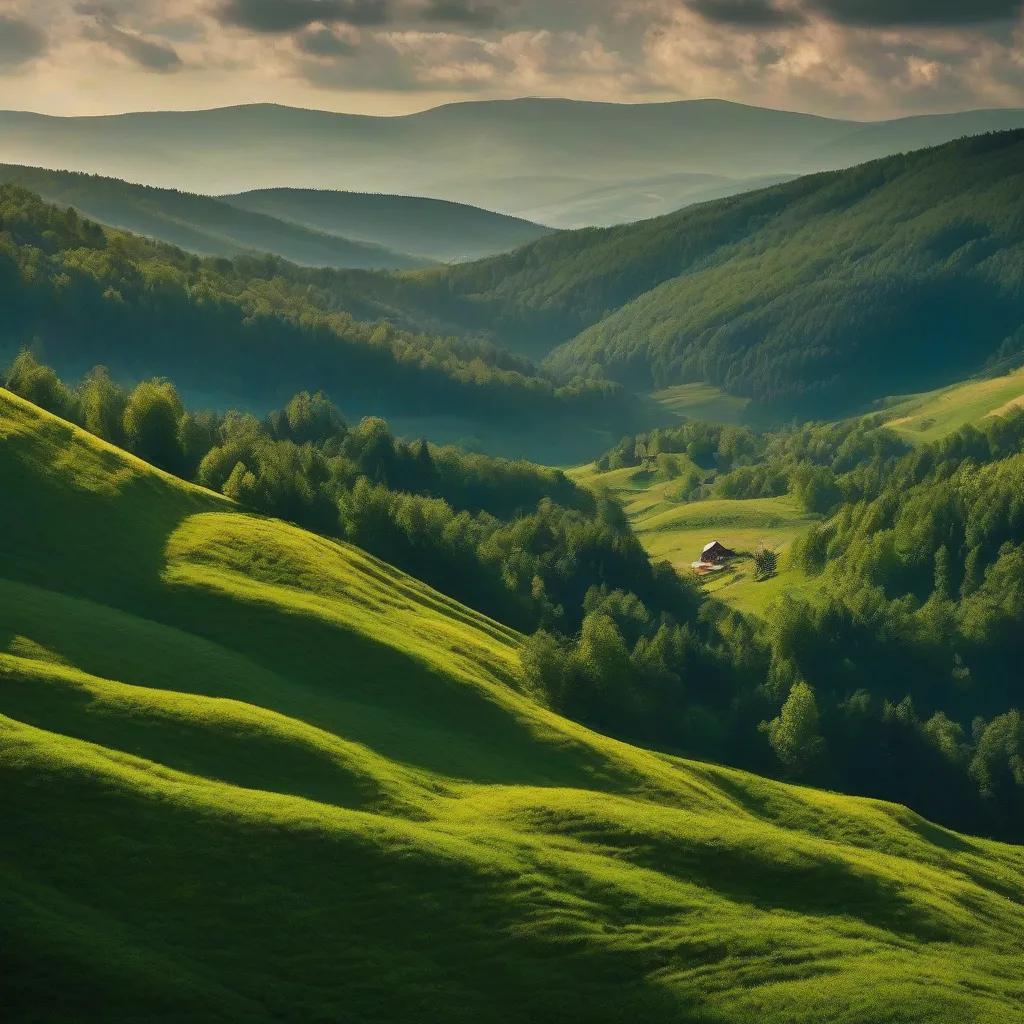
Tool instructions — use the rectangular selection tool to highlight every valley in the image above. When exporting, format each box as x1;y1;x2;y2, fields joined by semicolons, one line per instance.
5;80;1024;1024
5;386;1024;1024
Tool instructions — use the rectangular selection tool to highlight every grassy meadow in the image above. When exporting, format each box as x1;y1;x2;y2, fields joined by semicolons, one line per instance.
879;365;1024;445
5;387;1024;1022
571;460;819;615
650;383;752;426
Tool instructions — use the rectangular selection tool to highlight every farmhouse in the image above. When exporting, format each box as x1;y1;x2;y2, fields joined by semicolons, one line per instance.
699;541;736;564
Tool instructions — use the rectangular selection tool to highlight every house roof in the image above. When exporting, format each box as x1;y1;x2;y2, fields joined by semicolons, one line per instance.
702;541;725;553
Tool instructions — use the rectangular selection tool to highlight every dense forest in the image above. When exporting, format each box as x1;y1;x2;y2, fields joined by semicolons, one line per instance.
334;132;1024;417
8;351;1024;844
0;185;644;460
572;407;1024;842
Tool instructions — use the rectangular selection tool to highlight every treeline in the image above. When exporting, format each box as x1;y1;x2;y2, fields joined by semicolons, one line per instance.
0;184;641;437
771;411;1024;838
3;352;695;639
597;417;910;514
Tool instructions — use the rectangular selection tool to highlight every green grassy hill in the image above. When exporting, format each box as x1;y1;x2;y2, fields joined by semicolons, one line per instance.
877;365;1024;445
0;164;432;270
221;188;552;263
5;391;1024;1021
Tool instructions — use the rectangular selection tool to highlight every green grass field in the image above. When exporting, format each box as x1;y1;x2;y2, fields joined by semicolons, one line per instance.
878;366;1024;444
4;388;1024;1022
572;461;819;615
650;382;752;424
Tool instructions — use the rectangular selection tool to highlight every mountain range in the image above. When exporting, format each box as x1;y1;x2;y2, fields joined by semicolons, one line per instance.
0;165;550;268
3;99;1024;228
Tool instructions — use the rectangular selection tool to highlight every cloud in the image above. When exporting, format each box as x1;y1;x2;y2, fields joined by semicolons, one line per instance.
79;7;184;71
297;27;360;54
804;0;1024;28
0;15;47;69
420;1;501;26
216;0;391;33
687;0;806;27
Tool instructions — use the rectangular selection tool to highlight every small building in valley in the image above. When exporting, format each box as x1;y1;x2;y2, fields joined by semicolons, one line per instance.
699;541;736;564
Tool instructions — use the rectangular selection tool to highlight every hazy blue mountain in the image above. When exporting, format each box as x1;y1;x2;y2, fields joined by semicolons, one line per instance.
221;188;552;262
2;98;1022;228
0;164;431;270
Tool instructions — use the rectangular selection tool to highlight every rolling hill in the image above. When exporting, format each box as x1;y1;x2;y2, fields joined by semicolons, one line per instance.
2;98;1023;228
4;386;1024;1022
0;182;646;464
0;164;432;270
221;188;552;263
365;130;1024;417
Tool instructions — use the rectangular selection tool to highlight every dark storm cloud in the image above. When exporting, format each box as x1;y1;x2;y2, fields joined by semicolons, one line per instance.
79;8;183;70
216;0;391;33
804;0;1024;27
0;15;47;68
421;0;501;26
687;0;807;27
297;26;360;54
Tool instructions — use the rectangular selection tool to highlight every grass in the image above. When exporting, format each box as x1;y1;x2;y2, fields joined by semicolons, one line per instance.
878;365;1024;444
572;460;819;615
4;387;1024;1022
650;382;752;425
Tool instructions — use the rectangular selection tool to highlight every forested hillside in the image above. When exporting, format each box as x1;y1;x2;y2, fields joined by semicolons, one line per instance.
0;184;645;462
365;131;1024;415
0;165;431;270
546;132;1024;414
221;188;551;263
575;404;1024;841
4;384;1024;1022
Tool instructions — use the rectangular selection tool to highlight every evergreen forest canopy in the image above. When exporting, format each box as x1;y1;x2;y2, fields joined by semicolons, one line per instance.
9;351;1024;847
0;184;644;463
351;131;1024;417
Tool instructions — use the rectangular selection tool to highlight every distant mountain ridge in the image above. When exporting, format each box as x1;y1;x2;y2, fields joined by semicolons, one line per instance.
220;188;551;263
3;98;1023;228
0;165;431;271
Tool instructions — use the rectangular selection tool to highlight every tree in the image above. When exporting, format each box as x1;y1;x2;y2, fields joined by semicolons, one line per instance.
4;350;76;420
78;366;127;445
123;379;185;472
760;681;827;775
753;546;779;581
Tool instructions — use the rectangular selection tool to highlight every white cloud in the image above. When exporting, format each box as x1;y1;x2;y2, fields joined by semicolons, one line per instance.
0;0;1021;115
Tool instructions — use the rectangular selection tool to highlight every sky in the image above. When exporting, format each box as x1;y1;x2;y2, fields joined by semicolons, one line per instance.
0;0;1023;118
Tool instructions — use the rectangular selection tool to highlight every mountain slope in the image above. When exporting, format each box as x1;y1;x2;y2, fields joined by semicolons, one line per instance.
4;390;1024;1022
543;131;1024;414
0;164;431;270
2;98;1023;227
0;182;643;463
363;131;1024;415
221;188;552;262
